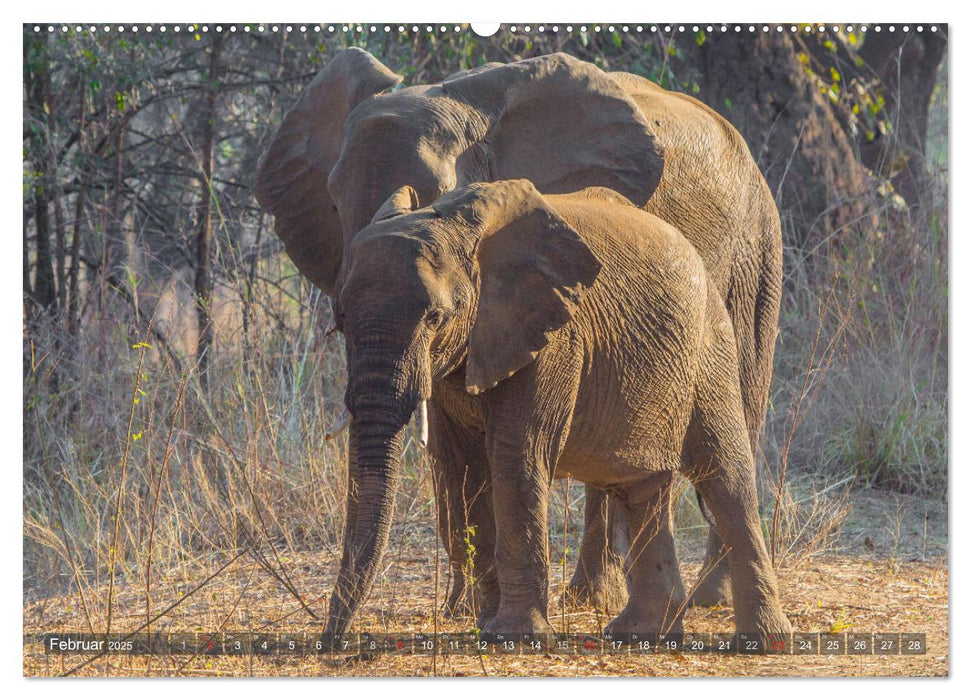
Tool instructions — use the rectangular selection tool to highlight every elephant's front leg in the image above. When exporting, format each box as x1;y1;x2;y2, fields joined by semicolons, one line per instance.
566;486;630;611
481;431;556;640
479;362;579;641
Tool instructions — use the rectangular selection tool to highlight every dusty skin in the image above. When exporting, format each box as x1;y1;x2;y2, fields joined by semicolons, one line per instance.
326;180;788;641
23;490;946;677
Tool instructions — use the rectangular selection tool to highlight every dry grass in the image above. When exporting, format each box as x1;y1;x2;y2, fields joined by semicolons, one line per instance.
761;68;948;501
23;498;947;677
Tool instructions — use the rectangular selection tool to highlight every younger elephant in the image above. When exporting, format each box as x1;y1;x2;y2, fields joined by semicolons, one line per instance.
327;179;790;641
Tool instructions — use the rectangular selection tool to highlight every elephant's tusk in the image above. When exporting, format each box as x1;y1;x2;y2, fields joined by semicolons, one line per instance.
324;407;350;440
416;400;428;449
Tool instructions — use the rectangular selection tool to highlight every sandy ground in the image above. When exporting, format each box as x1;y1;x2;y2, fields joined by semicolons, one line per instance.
23;489;947;677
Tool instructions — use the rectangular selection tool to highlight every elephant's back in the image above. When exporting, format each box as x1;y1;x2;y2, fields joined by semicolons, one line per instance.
608;71;776;298
547;191;708;302
608;72;741;154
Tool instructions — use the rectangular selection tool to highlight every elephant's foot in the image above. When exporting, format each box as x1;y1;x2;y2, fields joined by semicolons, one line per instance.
688;560;733;607
447;590;501;627
733;595;793;638
473;583;501;629
480;607;555;643
565;559;628;611
443;582;472;619
603;599;685;639
443;566;500;624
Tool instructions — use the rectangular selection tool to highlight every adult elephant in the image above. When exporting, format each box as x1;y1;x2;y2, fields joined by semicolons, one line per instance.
255;48;782;613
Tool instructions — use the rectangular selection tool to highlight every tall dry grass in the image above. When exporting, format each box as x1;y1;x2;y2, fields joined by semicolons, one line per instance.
762;85;947;502
22;259;435;615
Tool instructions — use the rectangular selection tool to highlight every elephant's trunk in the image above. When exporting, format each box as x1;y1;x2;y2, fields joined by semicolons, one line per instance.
325;355;425;639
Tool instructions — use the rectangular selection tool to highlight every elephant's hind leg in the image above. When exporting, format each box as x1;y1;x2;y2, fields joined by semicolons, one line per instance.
691;217;782;607
685;451;790;637
603;473;686;638
683;336;790;638
691;217;784;609
428;404;500;625
688;512;734;607
565;486;629;612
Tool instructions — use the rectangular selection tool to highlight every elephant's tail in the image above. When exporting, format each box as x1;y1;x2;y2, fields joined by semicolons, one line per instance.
696;490;716;528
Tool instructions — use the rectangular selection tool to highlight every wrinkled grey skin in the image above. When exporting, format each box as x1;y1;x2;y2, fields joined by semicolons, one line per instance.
325;180;791;641
256;49;782;613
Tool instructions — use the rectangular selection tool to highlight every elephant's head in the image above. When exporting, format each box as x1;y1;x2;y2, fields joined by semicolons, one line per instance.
324;180;601;636
255;49;662;296
254;48;403;294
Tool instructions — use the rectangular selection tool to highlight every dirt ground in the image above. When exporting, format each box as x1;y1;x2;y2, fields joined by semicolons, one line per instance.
23;488;947;677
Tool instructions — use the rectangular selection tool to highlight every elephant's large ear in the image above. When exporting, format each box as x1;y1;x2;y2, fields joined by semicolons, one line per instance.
441;53;663;205
433;181;601;395
255;48;402;295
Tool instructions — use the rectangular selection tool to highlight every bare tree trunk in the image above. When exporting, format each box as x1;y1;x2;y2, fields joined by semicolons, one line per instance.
195;33;222;386
694;32;879;252
67;72;88;337
26;34;57;314
106;126;125;291
32;190;56;311
53;191;66;312
23;214;32;309
857;29;948;208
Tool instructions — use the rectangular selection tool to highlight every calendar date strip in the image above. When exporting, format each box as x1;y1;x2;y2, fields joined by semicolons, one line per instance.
32;631;927;656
